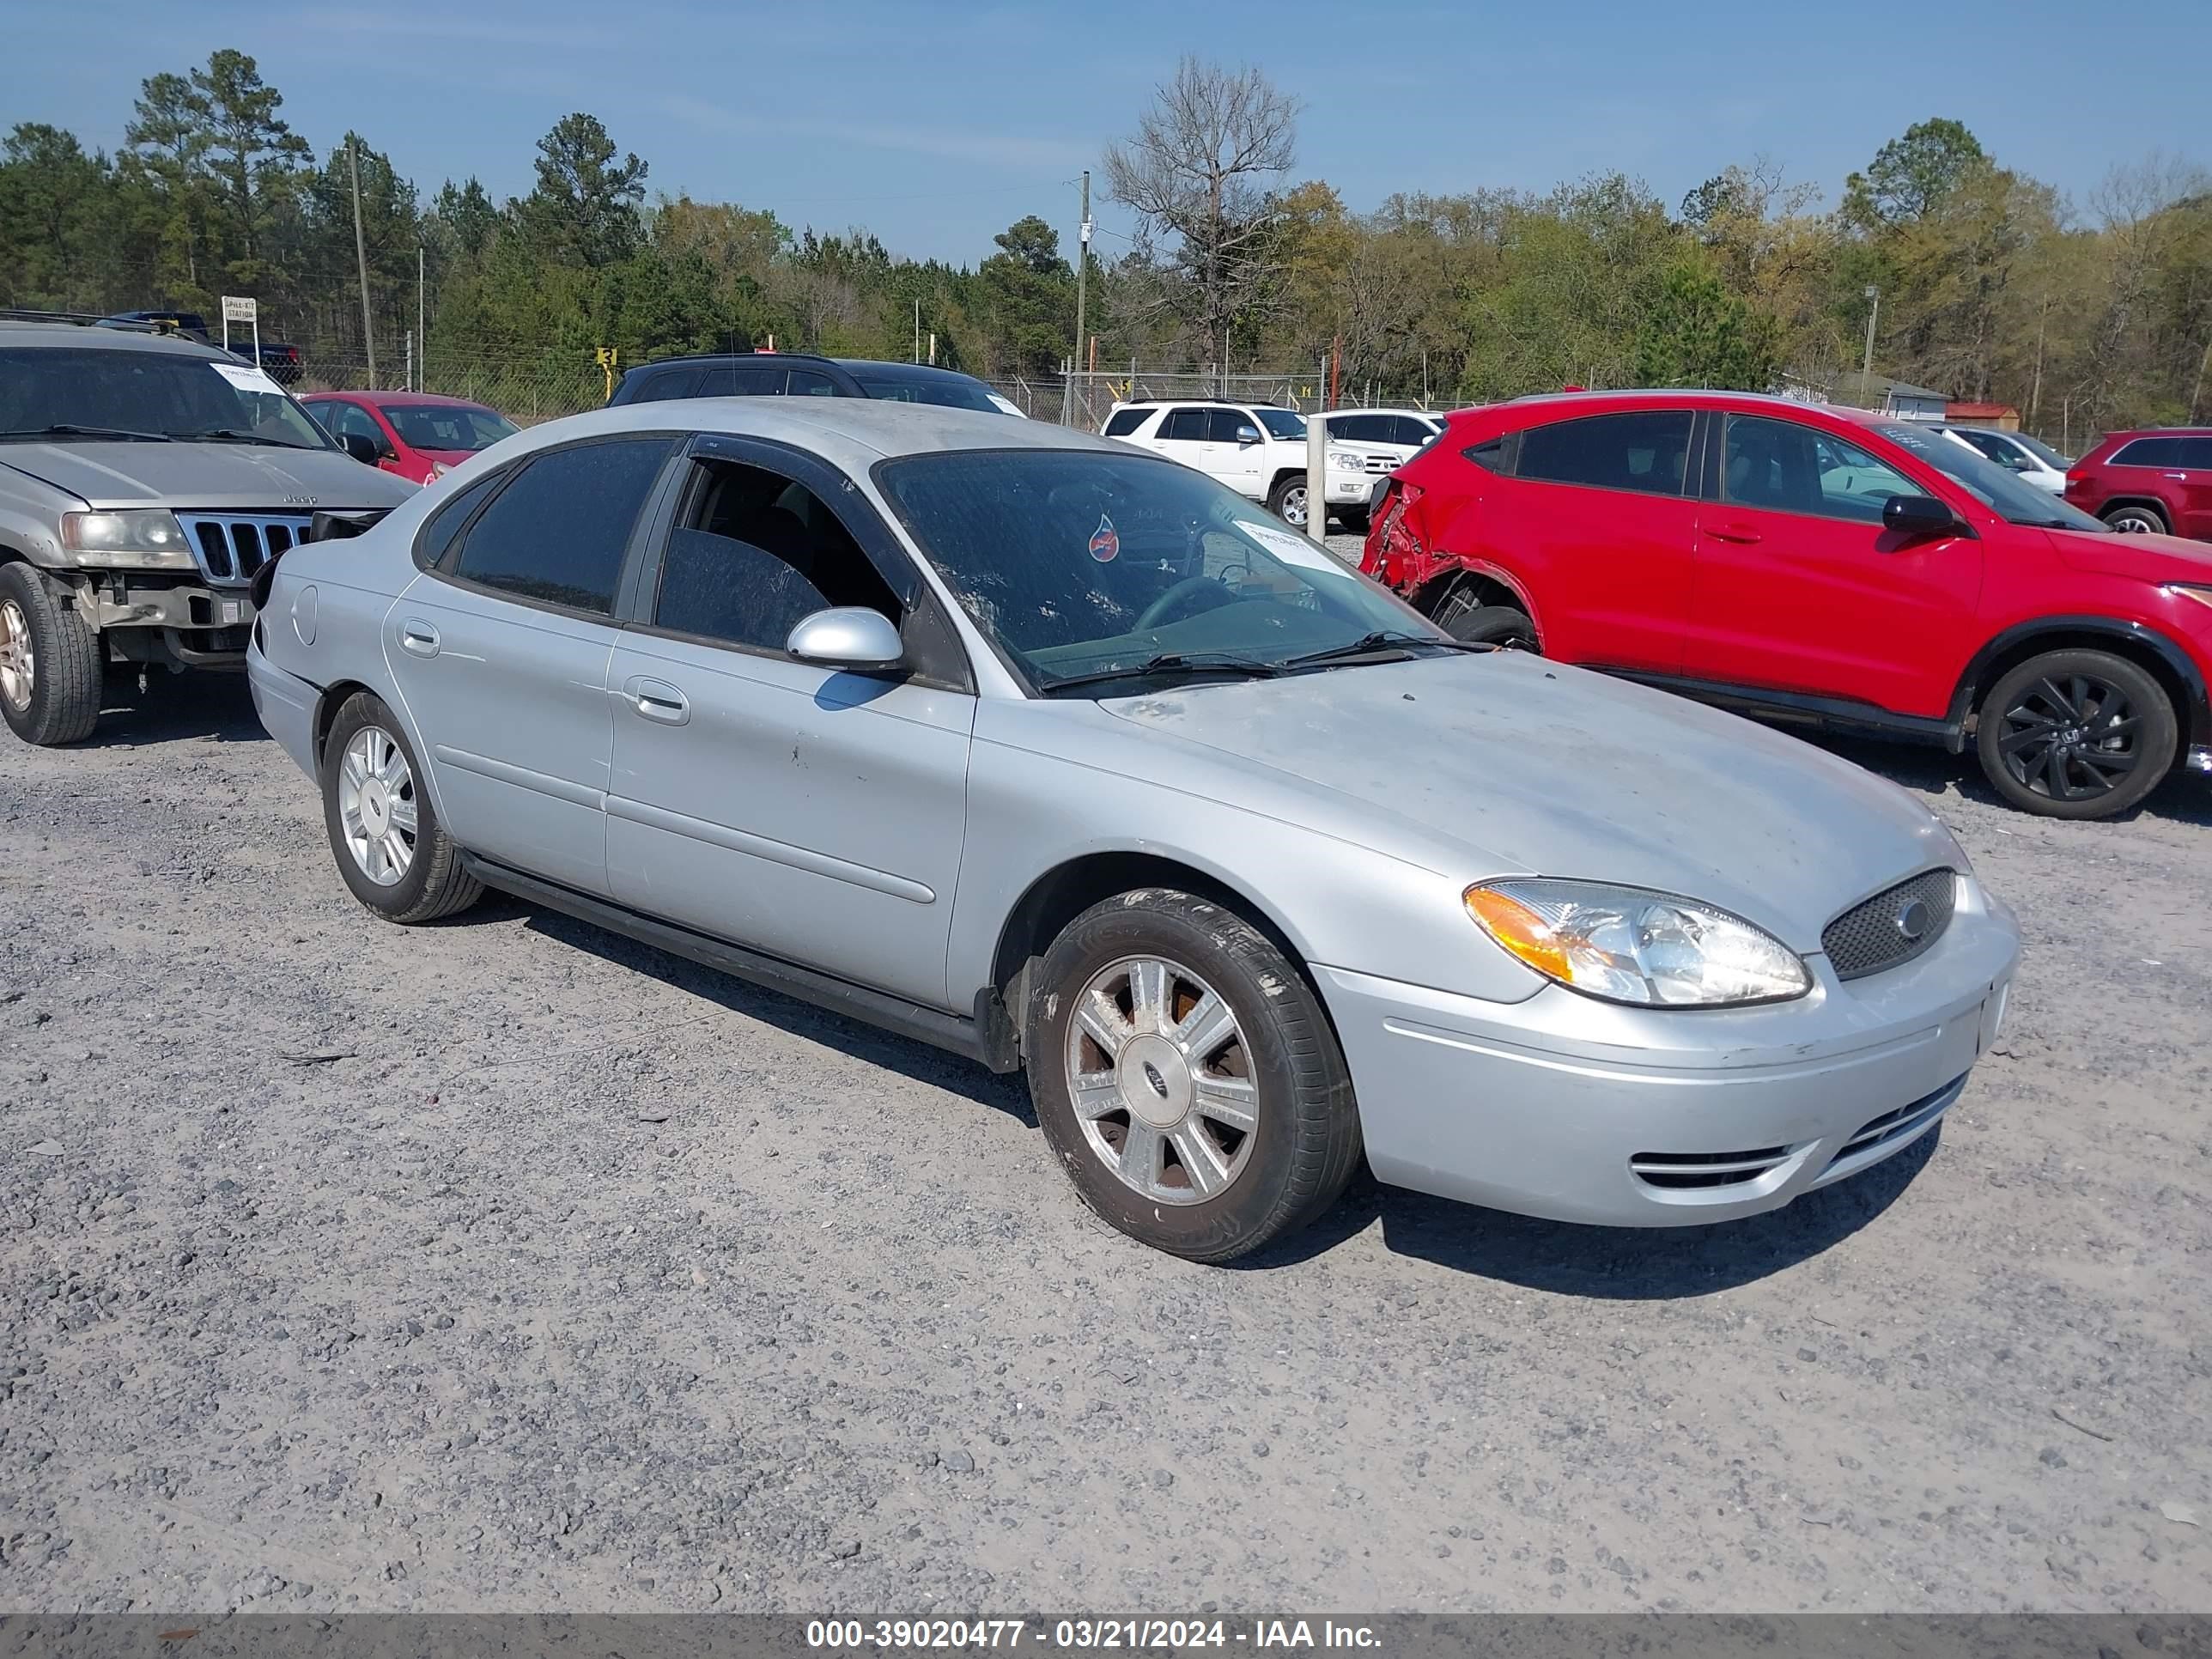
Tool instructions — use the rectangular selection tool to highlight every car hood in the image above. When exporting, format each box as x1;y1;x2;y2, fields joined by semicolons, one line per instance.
0;441;417;511
1101;653;1957;951
2045;524;2212;581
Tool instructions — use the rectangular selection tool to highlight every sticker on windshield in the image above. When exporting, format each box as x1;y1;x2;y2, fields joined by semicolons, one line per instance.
1237;517;1341;574
1088;514;1120;562
210;362;286;398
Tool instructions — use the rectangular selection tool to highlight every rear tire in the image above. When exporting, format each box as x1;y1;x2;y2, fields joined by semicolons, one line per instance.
1974;648;2175;819
1435;587;1539;651
1025;889;1362;1263
0;562;102;746
2101;502;2170;535
319;691;483;923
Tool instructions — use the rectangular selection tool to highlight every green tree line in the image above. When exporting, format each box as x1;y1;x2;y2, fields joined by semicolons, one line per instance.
3;50;2207;442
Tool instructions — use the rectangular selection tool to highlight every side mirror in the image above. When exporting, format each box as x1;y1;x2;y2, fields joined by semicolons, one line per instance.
338;432;381;466
785;606;904;672
1237;428;1262;447
1882;494;1963;539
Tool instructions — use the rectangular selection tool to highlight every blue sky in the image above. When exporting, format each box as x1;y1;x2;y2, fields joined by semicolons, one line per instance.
13;0;2209;264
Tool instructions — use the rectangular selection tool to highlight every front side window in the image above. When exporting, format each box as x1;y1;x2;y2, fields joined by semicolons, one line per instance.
1953;429;2023;467
0;346;333;450
2181;437;2212;469
1516;410;1692;497
331;401;386;445
1253;408;1305;441
651;458;899;653
451;437;674;614
874;447;1447;695
1206;408;1259;444
1875;422;2107;529
1722;416;1915;522
1399;416;1443;447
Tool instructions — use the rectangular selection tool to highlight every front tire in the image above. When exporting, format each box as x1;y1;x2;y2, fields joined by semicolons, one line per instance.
1025;889;1362;1263
0;562;101;746
319;691;483;922
1975;648;2175;819
1266;474;1310;529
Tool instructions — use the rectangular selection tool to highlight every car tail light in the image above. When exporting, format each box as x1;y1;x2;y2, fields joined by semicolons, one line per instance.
1365;480;1425;579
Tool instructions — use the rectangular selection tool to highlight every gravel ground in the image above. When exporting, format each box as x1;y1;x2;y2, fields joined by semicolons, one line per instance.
3;622;2210;1615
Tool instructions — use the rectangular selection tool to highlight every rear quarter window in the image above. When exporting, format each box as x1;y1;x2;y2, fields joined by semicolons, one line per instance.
1102;408;1152;438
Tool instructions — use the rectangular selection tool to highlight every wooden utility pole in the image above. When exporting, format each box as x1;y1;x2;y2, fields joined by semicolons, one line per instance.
349;138;377;389
1073;170;1091;424
417;246;426;392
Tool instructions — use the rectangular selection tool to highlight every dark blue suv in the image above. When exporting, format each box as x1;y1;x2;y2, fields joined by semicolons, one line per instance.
608;351;1020;415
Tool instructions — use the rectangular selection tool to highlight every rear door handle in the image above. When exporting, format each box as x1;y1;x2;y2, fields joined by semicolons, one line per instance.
623;675;690;726
399;619;440;658
1703;523;1763;545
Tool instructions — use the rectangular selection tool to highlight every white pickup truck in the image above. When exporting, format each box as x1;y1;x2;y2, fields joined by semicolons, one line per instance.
1100;400;1374;530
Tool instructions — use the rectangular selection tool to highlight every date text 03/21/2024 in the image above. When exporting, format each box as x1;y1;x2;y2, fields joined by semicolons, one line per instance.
805;1620;1382;1650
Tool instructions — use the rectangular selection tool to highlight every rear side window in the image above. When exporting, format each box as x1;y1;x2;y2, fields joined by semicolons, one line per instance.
2111;437;2185;467
628;368;701;404
1515;410;1693;496
451;437;674;614
414;467;508;570
1102;408;1150;437
1159;407;1209;441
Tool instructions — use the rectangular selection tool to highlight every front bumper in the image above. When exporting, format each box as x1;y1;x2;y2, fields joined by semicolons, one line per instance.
1319;882;2021;1227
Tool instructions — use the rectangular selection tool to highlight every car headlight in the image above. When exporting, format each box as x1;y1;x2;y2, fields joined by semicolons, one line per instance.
59;509;196;569
1464;878;1812;1007
1328;450;1361;471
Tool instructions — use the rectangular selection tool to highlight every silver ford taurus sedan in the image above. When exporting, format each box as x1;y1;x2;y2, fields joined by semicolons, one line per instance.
247;399;2021;1261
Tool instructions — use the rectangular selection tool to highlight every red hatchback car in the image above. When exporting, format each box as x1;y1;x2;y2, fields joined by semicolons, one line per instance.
2063;427;2212;541
1363;392;2212;819
300;392;519;486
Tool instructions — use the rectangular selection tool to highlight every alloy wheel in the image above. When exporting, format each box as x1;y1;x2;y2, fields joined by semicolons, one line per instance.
2106;508;2165;534
337;725;419;885
0;600;32;711
1063;955;1259;1205
1279;483;1310;528
1993;672;2143;803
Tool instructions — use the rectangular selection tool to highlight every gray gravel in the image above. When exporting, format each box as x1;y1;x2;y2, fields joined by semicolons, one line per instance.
3;653;2209;1616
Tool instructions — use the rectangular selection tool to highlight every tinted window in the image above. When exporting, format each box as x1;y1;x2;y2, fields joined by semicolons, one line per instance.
2112;437;2185;468
2014;432;2070;468
1516;410;1692;496
1254;408;1305;441
694;365;785;397
1723;416;1916;522
1103;408;1150;437
329;401;384;443
1953;429;2020;465
1395;416;1439;447
853;374;1000;412
1159;407;1209;441
1206;408;1259;443
1333;414;1388;443
628;368;700;404
653;459;899;653
786;368;839;397
1461;435;1511;473
414;468;507;569
453;438;673;613
2182;438;2212;469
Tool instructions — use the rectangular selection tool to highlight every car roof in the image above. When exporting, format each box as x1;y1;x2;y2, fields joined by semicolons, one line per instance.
512;394;1126;471
303;390;492;410
2103;426;2212;438
0;319;228;358
627;352;989;388
1322;406;1443;421
828;359;989;386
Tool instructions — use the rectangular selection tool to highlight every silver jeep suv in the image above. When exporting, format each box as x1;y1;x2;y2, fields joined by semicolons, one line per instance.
0;317;416;744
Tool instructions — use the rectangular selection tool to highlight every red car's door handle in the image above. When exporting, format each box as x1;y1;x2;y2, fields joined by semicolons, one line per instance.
1703;523;1763;545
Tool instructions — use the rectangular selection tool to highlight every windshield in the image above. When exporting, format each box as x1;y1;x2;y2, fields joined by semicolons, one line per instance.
2012;431;2070;469
0;346;333;450
875;447;1450;694
381;403;518;452
855;375;1002;414
1254;408;1305;441
1878;422;2106;531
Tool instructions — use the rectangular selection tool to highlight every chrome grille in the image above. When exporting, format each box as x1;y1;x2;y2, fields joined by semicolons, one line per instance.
1826;1074;1966;1170
178;514;313;586
1630;1144;1794;1190
1820;869;1957;981
1362;453;1396;474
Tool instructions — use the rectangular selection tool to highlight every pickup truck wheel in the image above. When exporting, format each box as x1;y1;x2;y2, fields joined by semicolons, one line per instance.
1974;648;2175;819
2100;503;2169;535
1026;889;1362;1263
1436;590;1539;651
0;562;101;746
319;691;483;923
1266;475;1310;529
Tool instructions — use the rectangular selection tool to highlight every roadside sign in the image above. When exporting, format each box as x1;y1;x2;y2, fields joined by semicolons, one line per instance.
219;295;261;365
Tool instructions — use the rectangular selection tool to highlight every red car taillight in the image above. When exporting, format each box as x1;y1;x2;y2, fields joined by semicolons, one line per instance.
1364;479;1425;580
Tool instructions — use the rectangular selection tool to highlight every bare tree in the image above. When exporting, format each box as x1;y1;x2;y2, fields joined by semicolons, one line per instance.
1104;58;1297;386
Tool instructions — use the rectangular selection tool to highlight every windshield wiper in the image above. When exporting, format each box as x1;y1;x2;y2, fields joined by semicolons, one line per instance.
186;428;322;449
1280;630;1490;669
0;422;174;442
1041;653;1287;696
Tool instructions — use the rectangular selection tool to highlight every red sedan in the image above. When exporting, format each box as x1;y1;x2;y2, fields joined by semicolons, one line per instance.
1363;390;2212;818
300;391;518;486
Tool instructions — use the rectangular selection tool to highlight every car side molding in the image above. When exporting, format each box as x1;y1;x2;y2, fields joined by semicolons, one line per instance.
459;853;1022;1073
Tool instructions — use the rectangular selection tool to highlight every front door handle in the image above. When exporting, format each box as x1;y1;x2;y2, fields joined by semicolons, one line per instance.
623;675;690;726
1702;522;1763;545
399;619;440;658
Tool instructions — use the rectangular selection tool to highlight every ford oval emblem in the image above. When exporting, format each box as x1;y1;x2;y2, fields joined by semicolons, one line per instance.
1894;898;1932;942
